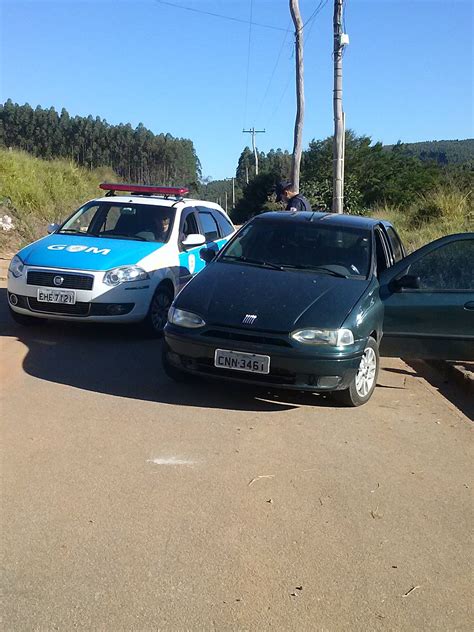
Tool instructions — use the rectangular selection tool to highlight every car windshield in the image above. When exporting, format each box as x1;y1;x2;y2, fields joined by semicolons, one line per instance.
60;201;175;243
220;220;372;278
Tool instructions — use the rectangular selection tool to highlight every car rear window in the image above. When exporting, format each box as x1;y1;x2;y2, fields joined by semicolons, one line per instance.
221;220;372;278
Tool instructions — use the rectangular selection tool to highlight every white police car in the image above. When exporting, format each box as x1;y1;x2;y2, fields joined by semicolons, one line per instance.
7;183;235;335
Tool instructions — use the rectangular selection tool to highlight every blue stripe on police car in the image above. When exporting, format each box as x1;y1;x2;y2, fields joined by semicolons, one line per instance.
17;234;164;270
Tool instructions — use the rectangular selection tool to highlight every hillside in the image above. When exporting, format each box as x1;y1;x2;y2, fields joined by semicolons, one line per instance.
384;139;474;165
0;148;116;251
0;100;201;188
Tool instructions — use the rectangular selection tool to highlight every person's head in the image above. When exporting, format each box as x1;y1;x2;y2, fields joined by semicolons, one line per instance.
146;214;170;241
154;215;170;234
276;180;297;203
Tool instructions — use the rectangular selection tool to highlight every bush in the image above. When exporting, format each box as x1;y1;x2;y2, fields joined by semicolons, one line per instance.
372;185;473;252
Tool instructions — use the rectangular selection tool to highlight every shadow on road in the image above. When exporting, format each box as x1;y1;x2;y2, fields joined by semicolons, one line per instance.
0;288;339;413
384;364;473;420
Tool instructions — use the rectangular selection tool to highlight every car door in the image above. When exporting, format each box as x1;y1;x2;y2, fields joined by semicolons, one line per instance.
379;233;474;359
177;207;205;288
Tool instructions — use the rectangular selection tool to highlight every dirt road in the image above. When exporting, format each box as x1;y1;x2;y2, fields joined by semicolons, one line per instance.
1;282;472;631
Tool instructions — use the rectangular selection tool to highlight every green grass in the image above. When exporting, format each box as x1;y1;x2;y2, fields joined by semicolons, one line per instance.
371;186;473;252
0;148;117;250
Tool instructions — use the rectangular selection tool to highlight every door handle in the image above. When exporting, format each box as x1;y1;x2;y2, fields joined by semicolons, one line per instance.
464;301;474;310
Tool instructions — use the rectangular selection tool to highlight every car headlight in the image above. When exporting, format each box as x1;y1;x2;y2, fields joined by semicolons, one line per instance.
168;306;206;328
8;255;24;278
103;265;149;286
291;328;354;347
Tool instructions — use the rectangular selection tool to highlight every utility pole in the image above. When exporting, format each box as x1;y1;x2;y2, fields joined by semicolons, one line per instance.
289;0;304;192
225;177;235;208
242;127;265;176
332;0;348;214
225;191;228;212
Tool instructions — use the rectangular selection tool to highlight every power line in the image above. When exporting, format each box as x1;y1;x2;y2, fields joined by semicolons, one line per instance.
266;1;328;127
255;21;292;122
243;0;254;128
154;0;287;32
303;0;329;30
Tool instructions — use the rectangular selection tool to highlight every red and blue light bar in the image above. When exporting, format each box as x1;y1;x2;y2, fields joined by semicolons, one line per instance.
100;183;189;196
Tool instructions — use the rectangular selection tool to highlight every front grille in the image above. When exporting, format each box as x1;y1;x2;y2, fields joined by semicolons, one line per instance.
27;271;94;290
202;329;292;348
27;298;90;316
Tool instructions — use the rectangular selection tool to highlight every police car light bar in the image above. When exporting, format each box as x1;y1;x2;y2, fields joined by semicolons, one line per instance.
100;183;189;197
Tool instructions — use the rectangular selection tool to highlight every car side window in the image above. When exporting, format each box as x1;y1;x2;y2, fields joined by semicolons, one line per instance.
198;211;220;243
179;209;199;248
374;228;391;275
407;239;474;290
214;211;234;237
386;227;404;263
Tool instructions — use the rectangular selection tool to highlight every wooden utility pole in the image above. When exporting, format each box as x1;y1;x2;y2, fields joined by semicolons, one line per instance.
242;127;265;176
332;0;345;213
225;177;235;208
289;0;304;192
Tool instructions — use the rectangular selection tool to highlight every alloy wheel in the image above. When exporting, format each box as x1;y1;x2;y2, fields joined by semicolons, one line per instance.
355;346;377;398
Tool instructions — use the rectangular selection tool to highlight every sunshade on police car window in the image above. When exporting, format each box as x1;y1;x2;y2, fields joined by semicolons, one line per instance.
60;201;176;243
220;221;372;278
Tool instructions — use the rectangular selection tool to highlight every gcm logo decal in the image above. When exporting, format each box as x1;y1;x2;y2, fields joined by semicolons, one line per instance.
47;244;111;255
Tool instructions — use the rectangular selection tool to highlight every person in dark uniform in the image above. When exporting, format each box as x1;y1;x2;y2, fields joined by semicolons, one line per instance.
276;180;312;212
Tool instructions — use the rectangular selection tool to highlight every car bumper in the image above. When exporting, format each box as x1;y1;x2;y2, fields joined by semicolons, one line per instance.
163;325;365;392
7;268;152;322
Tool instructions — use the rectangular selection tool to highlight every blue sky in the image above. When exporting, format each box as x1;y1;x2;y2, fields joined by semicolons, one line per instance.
1;0;473;180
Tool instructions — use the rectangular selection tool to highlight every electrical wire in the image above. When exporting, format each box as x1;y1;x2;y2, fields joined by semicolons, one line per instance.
255;21;292;122
243;0;254;128
266;0;329;126
154;0;287;32
302;0;329;31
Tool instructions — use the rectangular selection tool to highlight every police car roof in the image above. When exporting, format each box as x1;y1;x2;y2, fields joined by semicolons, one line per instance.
252;211;389;230
95;195;224;211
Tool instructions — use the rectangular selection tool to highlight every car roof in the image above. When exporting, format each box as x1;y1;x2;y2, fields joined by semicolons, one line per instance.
93;195;228;213
251;211;390;230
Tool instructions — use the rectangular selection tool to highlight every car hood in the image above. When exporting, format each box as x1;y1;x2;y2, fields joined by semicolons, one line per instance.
176;261;370;332
17;234;165;271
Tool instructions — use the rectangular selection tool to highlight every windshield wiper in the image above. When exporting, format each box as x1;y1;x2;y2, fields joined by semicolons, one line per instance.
96;233;147;241
58;229;93;235
280;264;349;278
221;255;284;270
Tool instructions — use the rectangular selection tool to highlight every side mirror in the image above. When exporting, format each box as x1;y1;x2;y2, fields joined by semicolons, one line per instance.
182;233;206;249
200;247;217;264
47;223;60;234
393;274;421;290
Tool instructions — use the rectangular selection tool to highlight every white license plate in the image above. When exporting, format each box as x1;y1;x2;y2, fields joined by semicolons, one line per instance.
214;349;270;374
37;289;76;304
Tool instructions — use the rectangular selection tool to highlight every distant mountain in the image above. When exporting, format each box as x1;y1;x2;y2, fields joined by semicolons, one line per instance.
384;139;474;165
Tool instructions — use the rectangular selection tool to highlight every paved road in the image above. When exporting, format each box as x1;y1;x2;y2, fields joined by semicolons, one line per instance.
1;282;472;631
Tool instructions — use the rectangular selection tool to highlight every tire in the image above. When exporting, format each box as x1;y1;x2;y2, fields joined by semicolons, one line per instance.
143;285;173;337
162;349;193;383
332;337;379;407
8;306;43;327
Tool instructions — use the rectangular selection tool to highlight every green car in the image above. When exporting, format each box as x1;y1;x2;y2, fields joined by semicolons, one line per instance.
163;211;473;406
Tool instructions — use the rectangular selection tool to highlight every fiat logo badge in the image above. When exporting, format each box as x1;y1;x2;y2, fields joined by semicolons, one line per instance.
53;275;64;287
242;314;257;325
